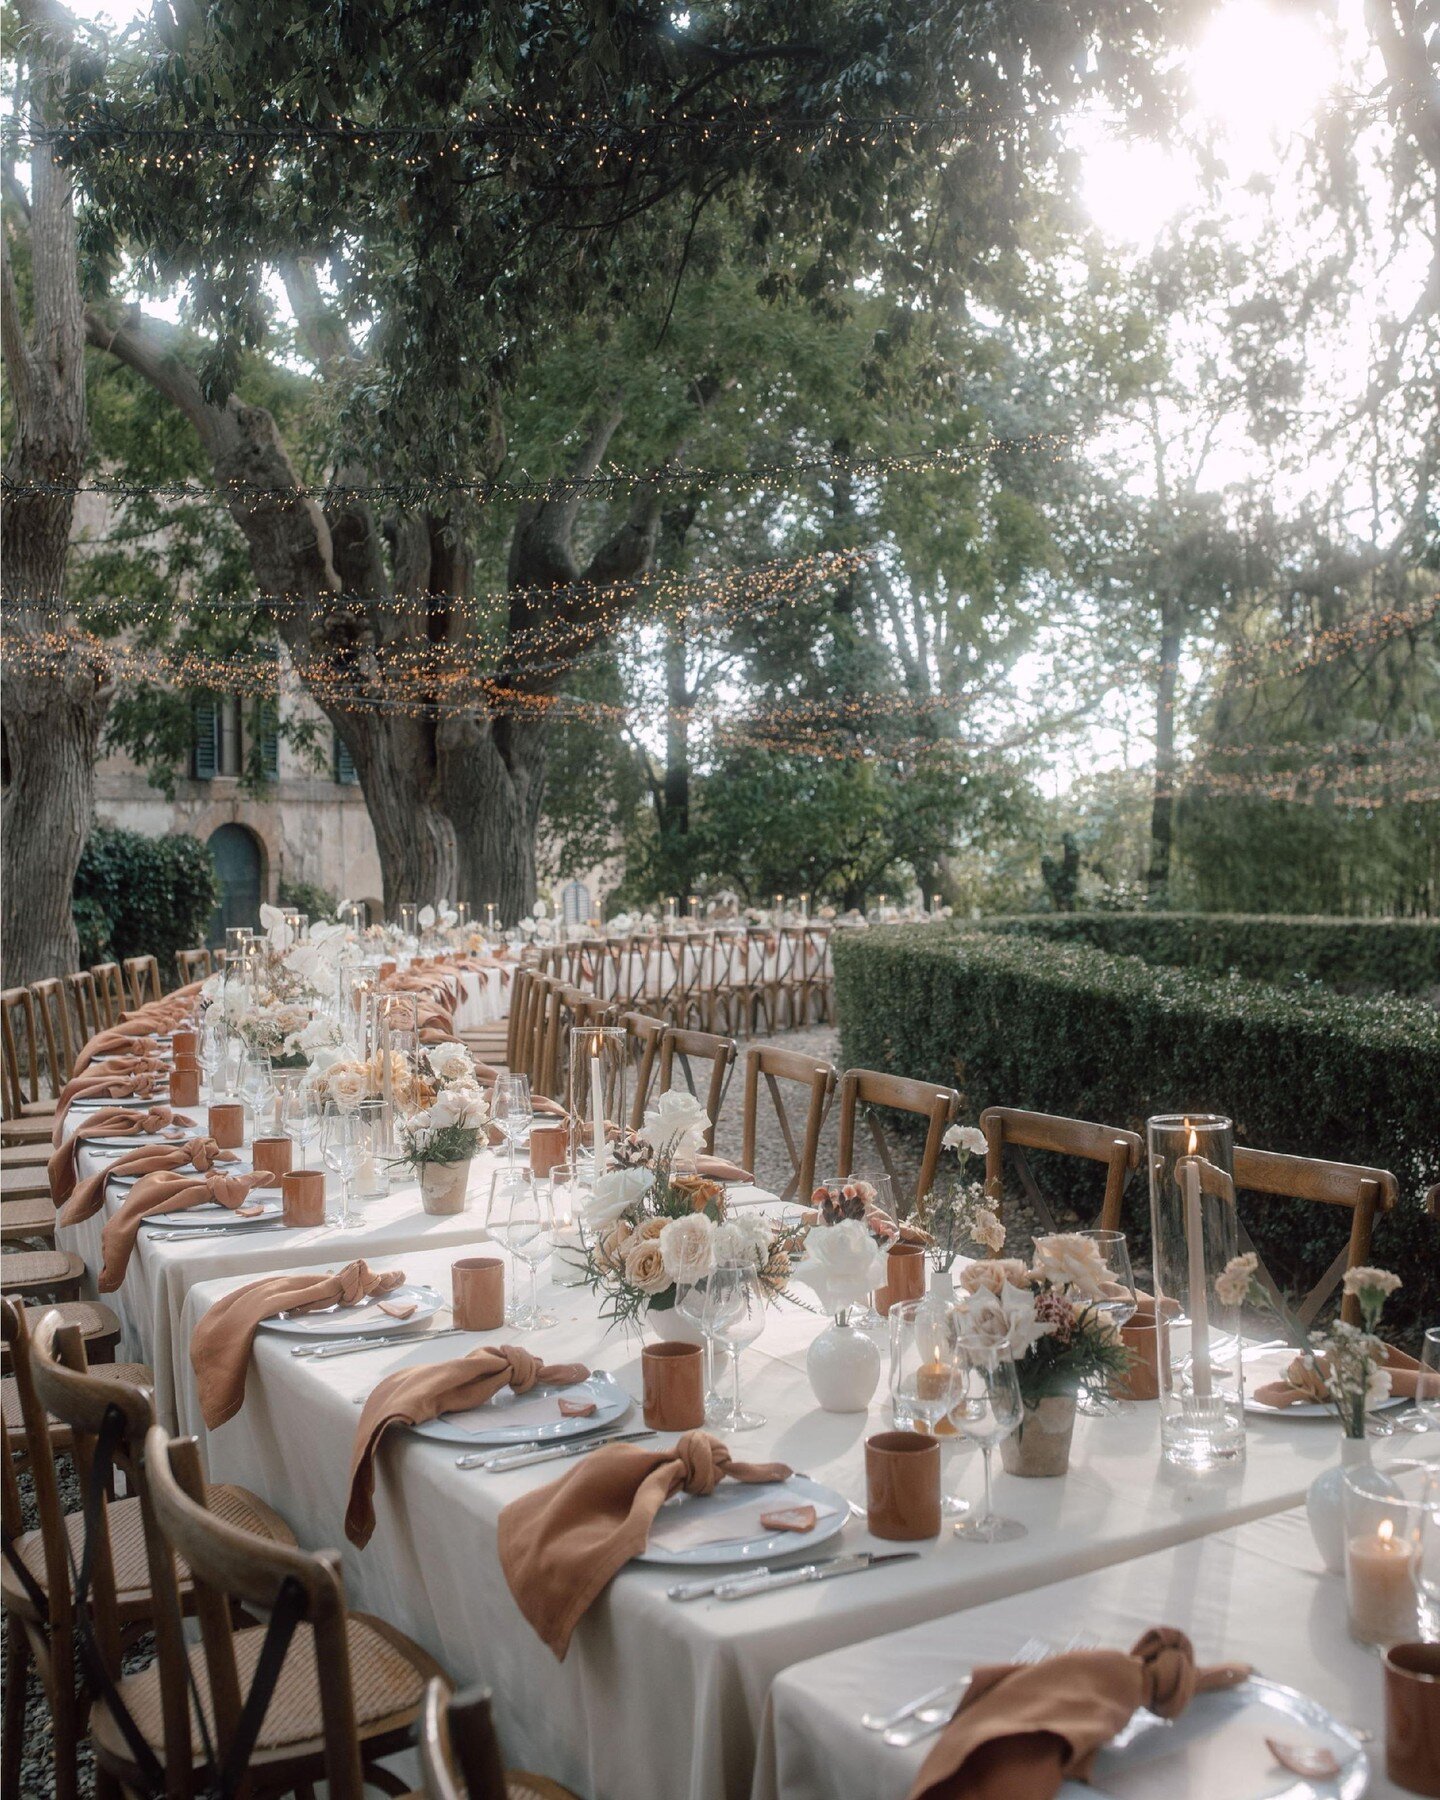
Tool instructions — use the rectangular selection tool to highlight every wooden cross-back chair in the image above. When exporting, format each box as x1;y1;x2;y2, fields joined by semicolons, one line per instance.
703;929;746;1037
503;967;535;1074
656;1028;736;1154
89;963;128;1030
981;1107;1143;1239
620;1011;667;1132
29;979;78;1096
741;1045;836;1205
136;1422;442;1800
539;983;611;1102
418;1679;579;1800
122;954;163;1009
64;972;103;1049
645;934;708;1032
1229;1147;1398;1330
835;1069;959;1215
1;989;53;1136
522;975;561;1094
175;946;213;985
769;926;812;1029
802;924;834;1024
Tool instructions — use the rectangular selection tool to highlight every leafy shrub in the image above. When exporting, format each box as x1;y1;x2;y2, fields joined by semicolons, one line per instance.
833;925;1440;1338
73;827;220;982
972;912;1440;997
72;896;112;966
278;878;338;922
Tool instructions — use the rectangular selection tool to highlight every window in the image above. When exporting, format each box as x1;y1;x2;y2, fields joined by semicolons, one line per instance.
561;879;591;925
192;696;242;779
256;700;279;781
333;729;359;786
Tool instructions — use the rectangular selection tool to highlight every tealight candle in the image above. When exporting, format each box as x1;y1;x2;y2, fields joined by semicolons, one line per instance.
1347;1519;1418;1646
552;1225;589;1287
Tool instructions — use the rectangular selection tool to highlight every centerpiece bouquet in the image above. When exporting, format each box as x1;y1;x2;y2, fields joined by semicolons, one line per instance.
955;1232;1131;1475
580;1089;805;1332
915;1125;1005;1289
392;1040;491;1214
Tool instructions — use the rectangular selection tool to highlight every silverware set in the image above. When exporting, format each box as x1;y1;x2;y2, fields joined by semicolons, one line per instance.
291;1325;467;1360
457;1426;657;1472
157;1221;289;1242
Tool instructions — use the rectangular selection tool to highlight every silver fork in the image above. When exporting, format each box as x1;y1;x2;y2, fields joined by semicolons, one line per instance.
882;1637;1051;1747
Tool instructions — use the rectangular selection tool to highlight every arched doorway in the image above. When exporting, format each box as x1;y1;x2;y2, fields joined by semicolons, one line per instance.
206;824;264;947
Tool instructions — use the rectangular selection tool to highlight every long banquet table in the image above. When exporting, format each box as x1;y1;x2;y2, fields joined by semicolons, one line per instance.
173;1240;1432;1800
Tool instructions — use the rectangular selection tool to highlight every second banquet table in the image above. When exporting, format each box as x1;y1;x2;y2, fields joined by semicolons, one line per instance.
174;1240;1418;1800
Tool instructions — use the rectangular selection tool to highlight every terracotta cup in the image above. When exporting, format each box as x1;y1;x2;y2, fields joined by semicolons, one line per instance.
251;1136;293;1182
207;1101;244;1148
1386;1642;1440;1797
169;1051;199;1075
865;1429;941;1541
875;1243;927;1318
168;1068;200;1107
281;1169;326;1228
529;1122;569;1180
378;959;398;981
1111;1321;1160;1402
642;1342;705;1431
170;1029;198;1057
452;1256;505;1332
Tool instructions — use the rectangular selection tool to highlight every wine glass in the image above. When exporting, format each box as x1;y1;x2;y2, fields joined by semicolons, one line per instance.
487;1167;551;1328
1076;1229;1137;1416
198;1015;227;1093
241;1050;276;1134
889;1298;969;1516
948;1343;1025;1542
321;1106;362;1229
287;1081;322;1172
491;1074;533;1171
705;1261;767;1431
677;1277;730;1423
1417;1327;1440;1432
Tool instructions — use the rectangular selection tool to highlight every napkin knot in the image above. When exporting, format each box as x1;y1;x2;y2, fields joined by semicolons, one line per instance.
1133;1628;1201;1717
207;1171;270;1208
673;1430;737;1497
499;1345;548;1395
184;1137;230;1172
333;1260;405;1306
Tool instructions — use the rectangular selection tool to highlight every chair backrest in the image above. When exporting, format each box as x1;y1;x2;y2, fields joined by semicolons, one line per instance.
1;987;44;1116
66;970;104;1046
621;1012;667;1131
143;1422;366;1800
30;977;78;1090
90;964;128;1028
835;1068;959;1213
123;955;163;1009
741;1045;836;1204
1232;1146;1399;1328
503;968;533;1073
656;1029;736;1153
418;1681;509;1800
0;1301;75;1640
175;947;213;985
980;1106;1143;1239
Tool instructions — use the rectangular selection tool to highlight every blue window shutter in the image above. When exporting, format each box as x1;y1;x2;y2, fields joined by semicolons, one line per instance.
193;698;218;779
259;702;279;781
334;730;358;786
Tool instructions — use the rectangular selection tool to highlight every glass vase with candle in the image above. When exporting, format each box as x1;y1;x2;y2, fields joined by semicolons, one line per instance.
567;1024;627;1186
1343;1460;1435;1647
1146;1113;1246;1469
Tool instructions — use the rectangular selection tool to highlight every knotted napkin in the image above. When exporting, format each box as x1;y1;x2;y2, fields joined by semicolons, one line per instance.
346;1343;592;1548
498;1430;792;1659
72;1026;161;1075
52;1070;165;1135
99;1168;276;1292
906;1628;1251;1800
59;1137;235;1228
47;1105;194;1204
57;1054;165;1110
191;1259;407;1429
1253;1342;1422;1408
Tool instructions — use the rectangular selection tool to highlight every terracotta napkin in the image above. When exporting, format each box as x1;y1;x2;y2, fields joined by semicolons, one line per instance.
46;1105;195;1204
346;1344;591;1547
906;1628;1251;1800
99;1169;276;1292
58;1137;235;1228
695;1155;754;1184
1253;1341;1422;1407
57;1055;165;1111
53;1071;165;1134
192;1259;407;1429
72;1026;161;1075
498;1431;792;1659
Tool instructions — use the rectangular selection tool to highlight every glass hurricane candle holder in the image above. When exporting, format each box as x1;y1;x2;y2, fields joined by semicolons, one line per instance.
1146;1113;1246;1470
567;1025;627;1184
1343;1460;1438;1647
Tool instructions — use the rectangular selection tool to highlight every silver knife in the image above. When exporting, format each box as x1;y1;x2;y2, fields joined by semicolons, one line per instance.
458;1427;656;1472
713;1551;919;1600
294;1326;467;1359
158;1222;289;1241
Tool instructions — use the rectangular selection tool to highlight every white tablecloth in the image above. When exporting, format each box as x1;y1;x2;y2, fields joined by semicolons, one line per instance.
453;964;511;1031
757;1503;1429;1800
176;1241;1405;1800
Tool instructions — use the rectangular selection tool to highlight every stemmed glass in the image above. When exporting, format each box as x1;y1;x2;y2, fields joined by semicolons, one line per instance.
1417;1327;1440;1433
487;1167;553;1328
1076;1228;1137;1416
948;1343;1025;1542
321;1106;362;1229
198;1016;226;1095
241;1051;276;1135
286;1081;322;1172
677;1277;729;1423
889;1298;968;1517
491;1074;533;1171
705;1261;767;1431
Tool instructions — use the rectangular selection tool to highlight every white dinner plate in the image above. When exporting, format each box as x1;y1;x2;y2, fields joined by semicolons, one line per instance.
1067;1674;1368;1798
111;1157;254;1187
1242;1345;1405;1418
633;1474;848;1567
142;1195;284;1229
409;1370;632;1447
256;1282;444;1338
68;1092;171;1111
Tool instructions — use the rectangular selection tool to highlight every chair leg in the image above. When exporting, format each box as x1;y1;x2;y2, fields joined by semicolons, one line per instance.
1;1615;30;1800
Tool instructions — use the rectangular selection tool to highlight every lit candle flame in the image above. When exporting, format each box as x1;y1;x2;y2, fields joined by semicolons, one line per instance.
1379;1519;1395;1545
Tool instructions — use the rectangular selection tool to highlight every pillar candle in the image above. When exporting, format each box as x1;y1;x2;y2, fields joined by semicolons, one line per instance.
1180;1147;1212;1399
1347;1520;1418;1645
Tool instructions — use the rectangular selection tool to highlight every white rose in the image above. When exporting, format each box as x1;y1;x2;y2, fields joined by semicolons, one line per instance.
582;1165;654;1229
417;904;436;929
943;1123;988;1160
425;1041;474;1084
659;1214;716;1286
638;1088;711;1161
1032;1233;1109;1300
958;1280;1055;1358
532;899;549;919
791;1220;889;1313
713;1213;770;1267
327;1067;371;1112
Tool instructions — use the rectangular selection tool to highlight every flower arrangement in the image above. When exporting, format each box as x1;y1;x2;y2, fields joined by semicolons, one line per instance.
955;1232;1131;1408
1217;1256;1403;1437
579;1089;805;1330
395;1042;491;1170
916;1125;1004;1273
791;1218;889;1320
808;1177;932;1250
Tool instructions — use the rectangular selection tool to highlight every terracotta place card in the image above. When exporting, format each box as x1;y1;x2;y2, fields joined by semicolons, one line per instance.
452;1255;505;1331
641;1341;705;1431
865;1429;940;1541
281;1169;326;1228
207;1101;244;1148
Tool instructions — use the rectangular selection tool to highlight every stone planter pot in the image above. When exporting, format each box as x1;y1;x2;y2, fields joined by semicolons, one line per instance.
1000;1394;1077;1477
418;1157;472;1215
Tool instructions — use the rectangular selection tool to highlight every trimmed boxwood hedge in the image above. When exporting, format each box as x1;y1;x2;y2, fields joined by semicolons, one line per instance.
73;827;220;984
833;925;1440;1337
971;912;1440;997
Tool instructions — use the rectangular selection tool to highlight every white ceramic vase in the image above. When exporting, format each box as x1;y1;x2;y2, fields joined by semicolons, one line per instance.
1307;1435;1381;1574
807;1316;881;1413
930;1268;956;1302
648;1306;705;1346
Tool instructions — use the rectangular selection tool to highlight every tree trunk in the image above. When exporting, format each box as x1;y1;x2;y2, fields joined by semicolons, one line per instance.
1;7;107;986
438;712;543;921
1148;597;1182;894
